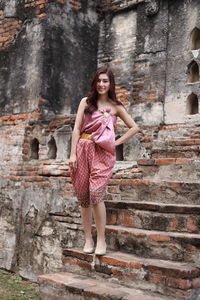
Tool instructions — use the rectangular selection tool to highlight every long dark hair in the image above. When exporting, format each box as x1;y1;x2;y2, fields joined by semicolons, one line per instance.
85;66;122;114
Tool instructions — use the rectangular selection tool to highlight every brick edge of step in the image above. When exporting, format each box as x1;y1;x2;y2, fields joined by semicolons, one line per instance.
101;224;200;241
90;225;200;263
105;200;200;214
137;158;200;167
62;248;200;280
62;248;200;298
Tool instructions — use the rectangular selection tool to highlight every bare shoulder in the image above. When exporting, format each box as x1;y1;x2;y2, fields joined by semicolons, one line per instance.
116;103;126;116
108;99;122;115
81;96;87;103
80;97;87;105
74;97;87;129
75;97;87;115
116;104;139;129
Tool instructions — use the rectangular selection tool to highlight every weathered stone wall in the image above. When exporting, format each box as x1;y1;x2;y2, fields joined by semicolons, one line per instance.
0;112;80;281
0;0;100;281
98;0;200;159
165;0;200;124
0;0;99;116
0;0;200;284
98;0;165;126
98;0;167;160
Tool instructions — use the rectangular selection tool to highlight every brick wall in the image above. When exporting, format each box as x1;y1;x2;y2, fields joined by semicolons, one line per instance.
0;113;39;166
0;0;200;283
0;111;76;165
97;0;165;160
132;58;165;105
0;11;22;49
0;0;82;52
98;7;137;107
0;0;98;116
0;0;50;51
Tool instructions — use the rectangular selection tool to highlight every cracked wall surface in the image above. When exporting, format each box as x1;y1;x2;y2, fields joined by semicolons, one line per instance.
0;0;99;116
0;0;200;282
165;0;200;124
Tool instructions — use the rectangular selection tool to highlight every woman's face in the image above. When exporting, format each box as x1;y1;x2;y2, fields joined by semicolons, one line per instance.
96;73;110;96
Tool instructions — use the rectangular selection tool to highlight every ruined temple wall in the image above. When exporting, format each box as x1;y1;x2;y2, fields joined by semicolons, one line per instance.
0;0;100;281
0;0;99;116
98;5;144;161
98;0;166;126
1;0;200;121
0;111;81;281
165;0;200;124
0;0;200;283
97;0;167;160
99;0;200;127
97;0;200;160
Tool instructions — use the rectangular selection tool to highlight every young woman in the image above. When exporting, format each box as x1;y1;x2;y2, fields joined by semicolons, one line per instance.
69;67;139;255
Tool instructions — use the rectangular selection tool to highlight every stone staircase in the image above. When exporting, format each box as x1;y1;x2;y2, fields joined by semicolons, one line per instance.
151;138;200;158
38;125;200;300
140;125;200;159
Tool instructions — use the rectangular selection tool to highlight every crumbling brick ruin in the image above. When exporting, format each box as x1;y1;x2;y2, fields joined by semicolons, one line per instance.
0;0;200;299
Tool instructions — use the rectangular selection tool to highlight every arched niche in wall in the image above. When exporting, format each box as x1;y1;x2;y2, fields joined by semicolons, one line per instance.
190;27;200;50
187;60;199;83
115;136;124;161
30;138;39;159
186;93;199;115
47;136;57;159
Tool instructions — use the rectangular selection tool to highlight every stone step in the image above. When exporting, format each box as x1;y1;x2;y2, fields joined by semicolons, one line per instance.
150;138;200;159
105;200;200;233
91;225;200;263
106;200;200;214
112;161;143;180
62;249;200;299
151;147;200;159
139;126;200;157
137;158;200;181
106;178;200;204
137;158;199;166
38;271;169;300
151;150;199;159
163;138;200;147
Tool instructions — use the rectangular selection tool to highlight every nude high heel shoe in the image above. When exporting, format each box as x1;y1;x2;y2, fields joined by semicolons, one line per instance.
83;241;94;254
95;243;107;255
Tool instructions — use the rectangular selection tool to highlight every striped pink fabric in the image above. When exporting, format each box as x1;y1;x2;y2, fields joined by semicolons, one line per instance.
81;108;117;154
70;109;116;207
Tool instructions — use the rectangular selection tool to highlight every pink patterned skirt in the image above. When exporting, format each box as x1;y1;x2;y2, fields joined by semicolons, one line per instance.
70;139;116;207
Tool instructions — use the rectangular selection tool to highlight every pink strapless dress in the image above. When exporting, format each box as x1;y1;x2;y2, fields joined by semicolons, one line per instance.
70;108;117;207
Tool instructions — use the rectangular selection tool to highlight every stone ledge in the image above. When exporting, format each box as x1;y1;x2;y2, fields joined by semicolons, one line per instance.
62;249;199;298
113;161;138;172
137;158;200;166
90;225;200;263
105;200;200;214
105;200;200;233
103;225;200;240
38;271;167;300
63;249;200;280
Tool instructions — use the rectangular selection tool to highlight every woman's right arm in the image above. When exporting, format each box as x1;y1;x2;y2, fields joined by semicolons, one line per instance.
69;97;87;169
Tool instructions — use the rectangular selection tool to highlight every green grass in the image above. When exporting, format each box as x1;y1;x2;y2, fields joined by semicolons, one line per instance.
0;269;39;300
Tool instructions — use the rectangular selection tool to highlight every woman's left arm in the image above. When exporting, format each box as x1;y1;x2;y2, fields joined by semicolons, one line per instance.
115;105;140;146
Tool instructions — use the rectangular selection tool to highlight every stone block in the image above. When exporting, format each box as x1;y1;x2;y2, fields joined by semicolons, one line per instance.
132;102;163;126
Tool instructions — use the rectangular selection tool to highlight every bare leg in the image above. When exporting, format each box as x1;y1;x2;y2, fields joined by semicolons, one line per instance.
93;201;106;253
81;206;94;250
